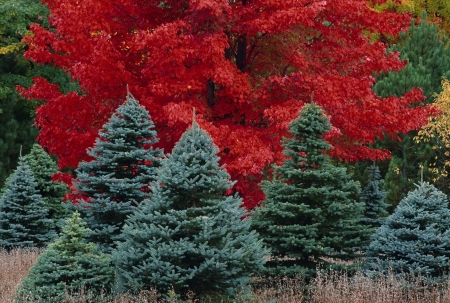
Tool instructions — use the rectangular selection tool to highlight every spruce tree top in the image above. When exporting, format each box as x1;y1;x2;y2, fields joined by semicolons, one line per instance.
51;211;94;254
23;144;61;191
80;92;162;179
158;119;232;210
23;143;68;224
281;102;332;169
365;182;450;282
74;91;164;196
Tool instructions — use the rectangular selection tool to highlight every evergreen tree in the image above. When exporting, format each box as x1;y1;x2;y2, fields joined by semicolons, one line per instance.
365;182;450;283
72;92;163;253
23;143;69;227
0;157;56;249
113;120;267;299
360;164;389;229
251;103;370;279
16;212;115;302
373;13;450;207
0;0;78;188
374;13;450;103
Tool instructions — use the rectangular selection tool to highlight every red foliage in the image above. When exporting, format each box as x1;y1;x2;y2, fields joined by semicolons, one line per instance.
51;172;84;203
20;0;433;209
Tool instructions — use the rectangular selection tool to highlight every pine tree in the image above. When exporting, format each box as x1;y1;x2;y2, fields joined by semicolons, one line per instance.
72;92;163;253
16;212;115;302
374;13;450;103
251;103;370;279
0;157;56;249
113;120;267;299
360;164;389;229
365;182;450;283
23;143;69;227
373;13;450;207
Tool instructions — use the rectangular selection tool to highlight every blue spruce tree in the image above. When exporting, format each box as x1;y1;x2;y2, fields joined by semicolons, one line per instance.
365;182;450;283
251;103;370;279
16;212;115;302
0;157;56;249
360;164;389;229
113;119;267;299
72;92;163;253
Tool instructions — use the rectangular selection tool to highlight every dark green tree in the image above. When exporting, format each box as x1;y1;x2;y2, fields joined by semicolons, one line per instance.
23;143;69;227
0;0;78;188
113;120;267;299
374;13;450;103
72;92;163;253
0;157;56;249
16;212;115;302
360;164;389;229
251;103;370;279
365;182;450;284
373;13;450;208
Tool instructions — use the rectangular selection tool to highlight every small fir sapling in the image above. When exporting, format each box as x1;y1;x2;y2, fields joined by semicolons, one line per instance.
16;211;115;302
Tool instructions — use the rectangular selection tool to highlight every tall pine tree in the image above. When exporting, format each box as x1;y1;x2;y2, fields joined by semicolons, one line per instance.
113;120;267;299
251;103;370;279
72;92;163;253
0;157;56;249
365;182;450;284
16;212;115;302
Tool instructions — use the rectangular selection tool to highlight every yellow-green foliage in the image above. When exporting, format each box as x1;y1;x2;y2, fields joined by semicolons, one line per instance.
371;0;450;34
415;80;450;184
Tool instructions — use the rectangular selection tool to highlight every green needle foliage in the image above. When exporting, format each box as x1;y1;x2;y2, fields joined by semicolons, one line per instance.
373;13;450;208
365;182;450;284
113;120;267;299
16;212;115;302
0;157;56;249
360;164;389;230
374;13;450;103
251;103;370;280
72;92;163;253
23;143;69;228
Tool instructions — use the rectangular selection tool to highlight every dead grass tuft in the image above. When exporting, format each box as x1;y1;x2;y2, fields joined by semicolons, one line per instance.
0;248;41;303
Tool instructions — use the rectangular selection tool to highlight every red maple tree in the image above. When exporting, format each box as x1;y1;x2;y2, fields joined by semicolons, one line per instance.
20;0;432;209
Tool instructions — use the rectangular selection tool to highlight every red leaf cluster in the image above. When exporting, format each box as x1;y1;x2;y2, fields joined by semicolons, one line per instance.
21;0;432;209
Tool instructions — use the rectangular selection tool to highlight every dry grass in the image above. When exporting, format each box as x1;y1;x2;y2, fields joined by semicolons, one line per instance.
4;248;450;302
0;248;41;303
